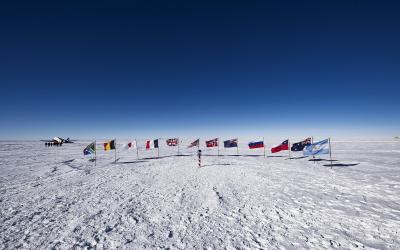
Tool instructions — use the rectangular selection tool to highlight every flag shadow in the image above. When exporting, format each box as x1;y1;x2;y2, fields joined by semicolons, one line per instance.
288;156;308;160
141;154;192;160
267;155;286;158
201;163;232;167
202;154;265;157
308;158;338;162
119;160;148;164
323;163;359;167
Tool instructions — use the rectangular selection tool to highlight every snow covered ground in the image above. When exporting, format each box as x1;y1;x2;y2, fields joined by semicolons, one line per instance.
0;139;399;249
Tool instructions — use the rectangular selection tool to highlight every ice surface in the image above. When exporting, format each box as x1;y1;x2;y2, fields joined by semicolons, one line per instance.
0;139;399;249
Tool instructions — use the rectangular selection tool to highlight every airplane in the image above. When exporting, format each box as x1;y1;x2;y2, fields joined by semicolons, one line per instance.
41;137;76;144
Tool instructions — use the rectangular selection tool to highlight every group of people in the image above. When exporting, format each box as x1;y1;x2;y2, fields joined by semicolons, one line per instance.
45;142;63;147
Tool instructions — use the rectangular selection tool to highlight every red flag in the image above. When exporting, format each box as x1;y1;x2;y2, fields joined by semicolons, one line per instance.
271;140;289;153
206;138;218;148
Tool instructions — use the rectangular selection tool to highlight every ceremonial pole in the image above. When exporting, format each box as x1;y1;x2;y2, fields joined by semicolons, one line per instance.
198;148;202;168
177;138;180;156
135;139;139;159
217;137;220;156
263;137;266;158
236;138;239;155
95;140;97;166
329;137;333;168
312;136;315;163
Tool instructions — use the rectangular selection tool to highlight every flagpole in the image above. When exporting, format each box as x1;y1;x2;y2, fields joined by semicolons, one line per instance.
114;138;117;163
263;137;266;158
158;139;160;158
312;136;315;163
237;138;239;155
178;138;180;156
135;139;139;159
217;137;220;156
288;139;291;159
329;137;332;168
95;140;97;166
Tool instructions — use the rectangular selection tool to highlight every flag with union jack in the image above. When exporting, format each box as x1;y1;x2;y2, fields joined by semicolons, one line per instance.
166;138;179;146
206;138;218;148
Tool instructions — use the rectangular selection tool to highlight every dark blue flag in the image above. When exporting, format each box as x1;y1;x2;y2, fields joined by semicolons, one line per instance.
291;138;312;152
224;139;238;148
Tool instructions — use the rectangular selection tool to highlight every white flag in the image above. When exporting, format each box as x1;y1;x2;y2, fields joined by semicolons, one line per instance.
123;140;137;150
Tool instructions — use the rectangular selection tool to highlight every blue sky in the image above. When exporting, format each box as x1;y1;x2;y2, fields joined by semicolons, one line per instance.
1;0;399;140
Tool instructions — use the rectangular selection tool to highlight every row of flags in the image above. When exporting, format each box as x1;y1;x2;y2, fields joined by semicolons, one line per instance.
84;137;331;156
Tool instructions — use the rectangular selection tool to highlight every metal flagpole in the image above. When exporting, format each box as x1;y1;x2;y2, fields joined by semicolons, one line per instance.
114;138;117;163
177;138;180;156
158;139;160;158
94;140;97;166
135;139;139;159
263;137;266;158
329;137;332;168
236;138;239;155
217;138;220;156
288;139;291;159
311;136;315;163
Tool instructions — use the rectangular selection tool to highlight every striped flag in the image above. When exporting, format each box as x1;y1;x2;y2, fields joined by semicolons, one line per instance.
104;140;116;151
248;141;264;149
303;139;330;156
188;139;200;148
271;140;289;153
146;139;159;150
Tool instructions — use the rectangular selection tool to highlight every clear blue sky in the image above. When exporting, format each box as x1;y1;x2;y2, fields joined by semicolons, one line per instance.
1;0;399;140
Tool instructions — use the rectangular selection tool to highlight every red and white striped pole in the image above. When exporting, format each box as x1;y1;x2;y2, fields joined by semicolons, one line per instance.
198;149;202;168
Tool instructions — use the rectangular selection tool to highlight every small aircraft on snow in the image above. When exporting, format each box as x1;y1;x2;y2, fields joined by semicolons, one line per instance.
41;137;76;144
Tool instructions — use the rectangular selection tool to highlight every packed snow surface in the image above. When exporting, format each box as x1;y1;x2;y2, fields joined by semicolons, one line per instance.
1;139;399;249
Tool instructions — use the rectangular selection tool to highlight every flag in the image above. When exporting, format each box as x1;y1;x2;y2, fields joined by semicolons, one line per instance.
206;138;218;148
188;139;199;148
303;139;330;156
271;140;289;153
166;138;179;146
248;141;264;149
83;142;96;155
123;140;137;150
146;139;159;150
291;138;311;151
104;140;116;151
224;139;238;148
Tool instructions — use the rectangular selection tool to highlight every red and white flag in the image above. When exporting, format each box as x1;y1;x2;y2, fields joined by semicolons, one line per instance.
271;140;289;153
206;138;218;148
166;138;179;146
123;140;137;150
146;139;159;150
